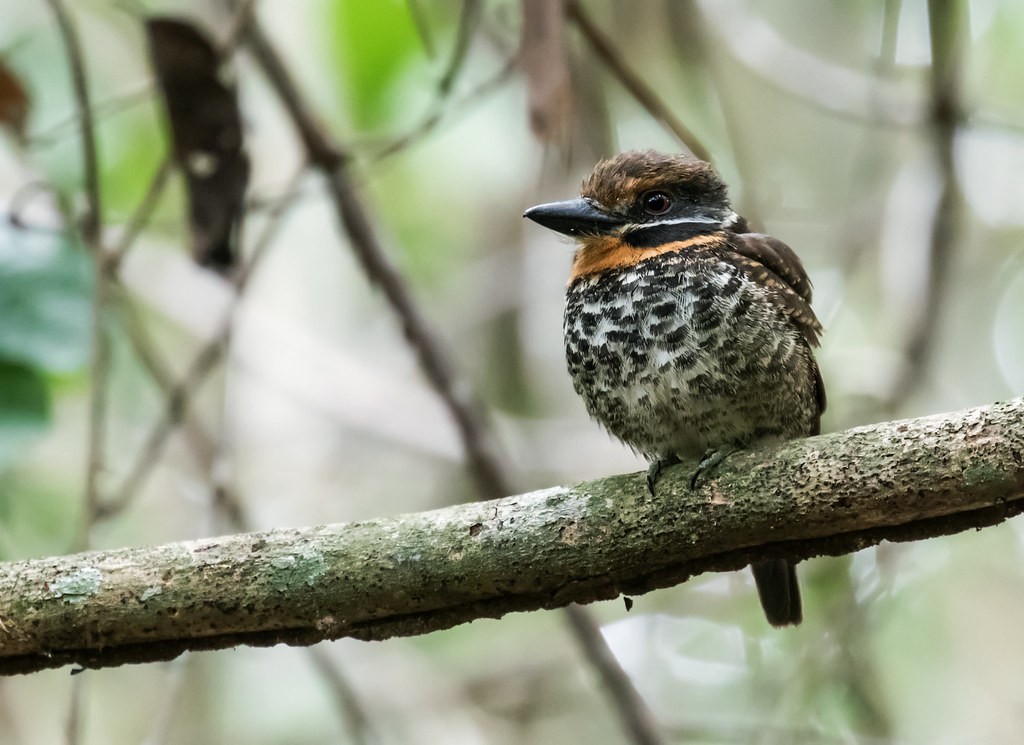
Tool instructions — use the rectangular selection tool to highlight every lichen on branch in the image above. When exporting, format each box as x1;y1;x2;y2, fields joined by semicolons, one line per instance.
1;398;1022;676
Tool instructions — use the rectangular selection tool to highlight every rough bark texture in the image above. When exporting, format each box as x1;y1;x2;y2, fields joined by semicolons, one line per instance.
1;398;1022;675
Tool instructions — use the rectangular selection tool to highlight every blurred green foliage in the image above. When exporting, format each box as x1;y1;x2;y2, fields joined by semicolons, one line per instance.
327;0;424;131
0;225;92;466
0;362;51;468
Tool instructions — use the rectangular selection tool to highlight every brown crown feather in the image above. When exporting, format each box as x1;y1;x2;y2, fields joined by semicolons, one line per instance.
580;150;729;210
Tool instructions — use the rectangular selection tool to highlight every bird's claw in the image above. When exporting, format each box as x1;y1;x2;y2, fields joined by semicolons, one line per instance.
646;455;681;495
689;445;739;490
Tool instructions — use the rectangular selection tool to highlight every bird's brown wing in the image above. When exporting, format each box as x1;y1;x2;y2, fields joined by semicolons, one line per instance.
728;231;827;418
734;233;814;301
728;232;821;343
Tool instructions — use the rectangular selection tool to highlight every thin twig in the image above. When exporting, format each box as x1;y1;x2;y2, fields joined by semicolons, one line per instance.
664;720;892;745
46;0;113;556
243;19;665;745
815;3;905;739
700;0;923;129
98;166;305;521
405;0;436;58
236;169;307;287
30;82;152;147
368;0;507;162
883;0;966;408
669;0;763;224
38;6;370;743
46;0;101;243
123;281;372;740
438;0;481;94
834;0;906;284
98;22;366;732
103;156;172;274
97;330;226;520
65;679;84;745
372;54;516;161
563;605;664;745
306;647;377;745
117;295;216;466
244;19;510;501
221;0;258;49
96;0;288;521
138;657;192;745
564;0;712;163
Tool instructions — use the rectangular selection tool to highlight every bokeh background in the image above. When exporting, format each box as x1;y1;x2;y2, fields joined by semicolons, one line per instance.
1;0;1023;743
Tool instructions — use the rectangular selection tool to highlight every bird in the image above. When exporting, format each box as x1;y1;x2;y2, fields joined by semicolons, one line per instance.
524;150;825;627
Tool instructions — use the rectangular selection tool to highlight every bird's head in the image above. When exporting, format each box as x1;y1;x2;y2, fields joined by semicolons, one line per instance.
524;150;737;249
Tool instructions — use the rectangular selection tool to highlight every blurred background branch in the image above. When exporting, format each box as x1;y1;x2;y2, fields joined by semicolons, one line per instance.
880;0;968;410
43;0;108;558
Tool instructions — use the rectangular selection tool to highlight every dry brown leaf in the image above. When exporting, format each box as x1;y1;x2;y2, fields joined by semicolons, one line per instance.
146;17;249;273
0;60;30;144
519;0;573;144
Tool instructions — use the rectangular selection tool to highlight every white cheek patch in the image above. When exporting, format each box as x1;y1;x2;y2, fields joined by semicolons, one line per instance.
618;213;731;235
640;214;726;228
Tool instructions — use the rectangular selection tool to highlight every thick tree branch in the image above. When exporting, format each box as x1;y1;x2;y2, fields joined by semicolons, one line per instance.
1;398;1022;676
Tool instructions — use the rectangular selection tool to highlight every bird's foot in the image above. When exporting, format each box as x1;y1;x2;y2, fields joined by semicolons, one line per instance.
690;445;740;490
646;455;681;496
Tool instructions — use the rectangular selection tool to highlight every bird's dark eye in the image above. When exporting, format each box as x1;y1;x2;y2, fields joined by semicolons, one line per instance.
642;191;671;216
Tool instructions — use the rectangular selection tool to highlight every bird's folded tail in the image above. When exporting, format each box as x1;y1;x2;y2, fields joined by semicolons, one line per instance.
751;559;802;627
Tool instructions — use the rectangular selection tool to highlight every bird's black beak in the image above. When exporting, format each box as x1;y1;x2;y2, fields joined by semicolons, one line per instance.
523;198;622;237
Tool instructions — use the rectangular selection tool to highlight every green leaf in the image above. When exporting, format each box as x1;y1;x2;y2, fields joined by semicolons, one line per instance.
0;225;93;372
0;362;50;469
328;0;423;130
